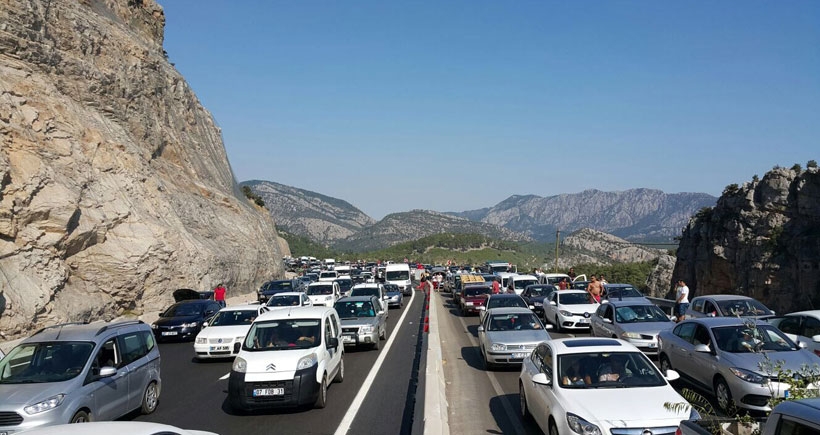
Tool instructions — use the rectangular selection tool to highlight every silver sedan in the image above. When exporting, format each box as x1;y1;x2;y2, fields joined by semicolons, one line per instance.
478;307;551;370
590;299;674;355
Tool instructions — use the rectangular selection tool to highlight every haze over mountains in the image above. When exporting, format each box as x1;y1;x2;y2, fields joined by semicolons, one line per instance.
243;180;716;251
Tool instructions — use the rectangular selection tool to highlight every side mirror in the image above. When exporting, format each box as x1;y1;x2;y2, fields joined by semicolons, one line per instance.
664;369;681;382
529;305;535;310
378;310;385;316
99;367;117;378
603;318;612;324
549;301;557;306
798;341;807;349
693;344;712;353
202;321;209;328
532;372;551;386
327;337;339;349
477;325;485;332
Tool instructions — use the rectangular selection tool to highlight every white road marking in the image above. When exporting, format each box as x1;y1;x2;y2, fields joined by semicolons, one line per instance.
334;288;418;435
457;314;527;435
219;372;230;380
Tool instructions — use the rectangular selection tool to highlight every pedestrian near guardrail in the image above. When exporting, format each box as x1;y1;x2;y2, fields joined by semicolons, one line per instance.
674;280;689;322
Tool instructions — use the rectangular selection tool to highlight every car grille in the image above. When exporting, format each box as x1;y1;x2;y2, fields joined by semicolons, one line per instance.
208;337;235;344
342;327;359;334
610;427;677;435
245;380;294;403
0;411;23;426
640;334;655;340
505;344;537;351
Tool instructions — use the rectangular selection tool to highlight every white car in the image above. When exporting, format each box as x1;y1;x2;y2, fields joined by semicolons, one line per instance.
519;338;697;435
769;310;820;358
194;304;267;360
266;292;313;310
543;290;599;332
228;306;344;411
17;421;217;435
508;274;539;295
306;281;341;307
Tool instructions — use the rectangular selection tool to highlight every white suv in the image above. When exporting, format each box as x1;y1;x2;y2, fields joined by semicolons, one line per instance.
228;306;344;411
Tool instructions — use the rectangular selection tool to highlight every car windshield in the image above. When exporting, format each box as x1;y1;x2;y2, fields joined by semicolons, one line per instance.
615;305;671;323
320;272;336;278
558;352;666;389
267;295;303;307
385;270;410;280
464;287;490;297
526;286;553;297
514;280;538;290
712;325;797;353
307;285;333;295
0;342;94;384
605;287;643;299
546;276;569;285
488;313;543;331
162;303;203;317
488;297;528;310
266;281;292;291
558;293;591;305
351;288;379;298
335;280;352;293
245;319;322;351
716;299;773;317
209;310;258;326
335;300;376;319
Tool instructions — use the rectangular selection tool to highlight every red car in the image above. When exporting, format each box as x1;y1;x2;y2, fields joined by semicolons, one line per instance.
459;284;491;316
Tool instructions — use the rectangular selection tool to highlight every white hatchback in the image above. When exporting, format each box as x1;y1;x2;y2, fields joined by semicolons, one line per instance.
228;306;344;411
519;338;697;435
543;290;599;332
193;304;267;360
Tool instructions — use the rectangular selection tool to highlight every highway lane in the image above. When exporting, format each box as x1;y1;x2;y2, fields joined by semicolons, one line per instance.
129;291;425;435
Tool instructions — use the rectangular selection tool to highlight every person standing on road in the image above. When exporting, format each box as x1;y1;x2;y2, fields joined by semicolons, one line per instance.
674;280;690;322
214;282;227;308
586;276;603;303
558;278;568;290
568;267;577;280
492;276;501;294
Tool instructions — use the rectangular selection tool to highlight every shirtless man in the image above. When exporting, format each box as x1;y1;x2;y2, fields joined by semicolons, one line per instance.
587;276;603;303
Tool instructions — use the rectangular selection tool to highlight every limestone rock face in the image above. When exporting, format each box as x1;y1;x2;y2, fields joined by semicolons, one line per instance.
0;0;288;339
673;166;820;315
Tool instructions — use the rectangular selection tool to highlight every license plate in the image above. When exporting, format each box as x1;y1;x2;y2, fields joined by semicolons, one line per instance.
343;335;356;343
161;331;178;336
210;345;229;351
253;388;284;397
577;319;588;324
648;343;657;348
513;352;529;359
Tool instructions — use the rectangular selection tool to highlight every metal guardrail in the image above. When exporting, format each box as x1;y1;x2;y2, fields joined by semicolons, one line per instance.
646;296;676;316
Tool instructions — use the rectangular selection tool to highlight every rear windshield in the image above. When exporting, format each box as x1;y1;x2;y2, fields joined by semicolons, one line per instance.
308;285;334;295
351;288;380;298
464;287;490;297
335;300;376;319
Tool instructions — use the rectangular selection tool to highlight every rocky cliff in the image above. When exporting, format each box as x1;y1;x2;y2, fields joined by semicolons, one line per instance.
673;166;820;313
0;0;288;339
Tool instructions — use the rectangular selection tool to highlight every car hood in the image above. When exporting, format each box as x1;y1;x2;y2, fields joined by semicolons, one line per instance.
245;348;317;373
485;330;550;344
341;318;379;328
619;322;675;335
0;379;75;406
720;349;819;374
560;303;599;314
197;324;251;339
154;315;201;326
561;387;689;425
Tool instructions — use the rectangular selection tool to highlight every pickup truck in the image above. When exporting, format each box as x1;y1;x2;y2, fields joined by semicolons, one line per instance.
679;398;820;435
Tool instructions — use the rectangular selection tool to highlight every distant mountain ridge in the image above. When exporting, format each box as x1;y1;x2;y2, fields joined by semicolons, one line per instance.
244;181;716;250
451;189;716;242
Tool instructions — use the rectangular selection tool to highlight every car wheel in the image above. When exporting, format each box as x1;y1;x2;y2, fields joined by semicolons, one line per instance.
715;377;734;414
314;374;328;409
140;381;159;414
70;410;90;423
548;417;559;435
334;356;345;383
380;325;387;340
519;381;531;420
373;338;380;351
659;354;673;375
554;315;562;333
482;347;494;371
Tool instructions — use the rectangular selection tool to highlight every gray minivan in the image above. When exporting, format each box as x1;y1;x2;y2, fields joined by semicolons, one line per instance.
0;320;161;432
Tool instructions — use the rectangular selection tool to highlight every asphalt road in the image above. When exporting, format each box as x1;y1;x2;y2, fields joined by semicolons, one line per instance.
128;290;426;435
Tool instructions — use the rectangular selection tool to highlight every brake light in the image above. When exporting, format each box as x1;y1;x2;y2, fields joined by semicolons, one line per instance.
814;349;820;357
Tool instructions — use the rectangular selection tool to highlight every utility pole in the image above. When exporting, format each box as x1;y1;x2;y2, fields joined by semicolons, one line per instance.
554;229;560;272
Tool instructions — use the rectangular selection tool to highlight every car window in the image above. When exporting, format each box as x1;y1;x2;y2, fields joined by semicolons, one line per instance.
703;301;718;316
692;298;705;313
804;317;820;338
778;316;802;335
692;325;711;347
325;317;333;345
615;305;670;323
308;285;334;295
119;331;154;365
329;313;340;338
713;325;797;353
267;295;303;307
595;304;607;317
0;342;94;384
776;415;820;435
558;293;590;305
532;343;548;372
674;323;697;343
92;338;121;372
716;299;773;317
334;300;376;318
541;344;553;377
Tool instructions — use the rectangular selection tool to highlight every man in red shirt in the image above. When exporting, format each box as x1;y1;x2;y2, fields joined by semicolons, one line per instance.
214;283;226;307
492;277;501;294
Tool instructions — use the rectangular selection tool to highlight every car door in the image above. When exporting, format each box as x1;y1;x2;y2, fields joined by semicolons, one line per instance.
85;337;130;421
687;324;719;390
543;292;557;323
118;330;157;412
666;323;697;379
528;343;555;431
373;297;387;337
590;304;610;337
326;313;342;374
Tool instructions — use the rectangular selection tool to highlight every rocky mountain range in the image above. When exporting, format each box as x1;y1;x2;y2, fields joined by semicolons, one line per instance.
0;0;288;339
674;165;820;313
246;180;715;251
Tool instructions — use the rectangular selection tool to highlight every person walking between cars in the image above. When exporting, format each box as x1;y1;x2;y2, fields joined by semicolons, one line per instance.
586;276;603;304
674;280;690;322
492;276;501;294
214;282;226;308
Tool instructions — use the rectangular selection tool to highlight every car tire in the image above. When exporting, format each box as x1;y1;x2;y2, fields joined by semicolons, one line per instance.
70;410;90;423
380;325;387;340
482;347;494;371
334;357;345;383
659;354;673;375
548;417;559;435
715;377;734;414
554;315;562;333
519;381;531;420
140;381;159;414
373;338;380;351
314;374;328;409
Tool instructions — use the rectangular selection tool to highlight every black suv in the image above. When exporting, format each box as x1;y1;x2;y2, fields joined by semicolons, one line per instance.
257;279;295;303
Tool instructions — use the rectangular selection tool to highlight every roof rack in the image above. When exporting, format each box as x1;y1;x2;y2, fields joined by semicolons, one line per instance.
95;320;144;336
33;321;90;336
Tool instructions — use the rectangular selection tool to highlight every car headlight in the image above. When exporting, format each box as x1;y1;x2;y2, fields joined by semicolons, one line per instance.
560;310;572;317
297;353;318;370
233;356;247;373
360;325;374;334
491;343;506;351
730;367;766;384
621;332;642;340
195;337;207;344
566;413;602;435
24;394;65;415
182;322;199;328
236;336;245;343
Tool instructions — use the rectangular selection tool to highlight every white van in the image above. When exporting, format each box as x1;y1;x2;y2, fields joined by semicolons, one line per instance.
385;263;413;296
496;272;518;292
509;274;539;295
228;306;344;410
306;282;341;307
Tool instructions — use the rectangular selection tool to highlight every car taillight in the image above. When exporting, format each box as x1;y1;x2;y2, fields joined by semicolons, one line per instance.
814;349;820;358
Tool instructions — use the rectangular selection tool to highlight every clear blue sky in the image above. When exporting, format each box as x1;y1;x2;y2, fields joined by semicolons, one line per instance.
159;1;819;220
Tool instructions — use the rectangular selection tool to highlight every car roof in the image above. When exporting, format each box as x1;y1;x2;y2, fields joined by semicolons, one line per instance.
24;320;148;343
513;275;537;279
308;281;334;286
488;294;524;299
786;310;820;318
604;283;635;288
337;296;376;303
254;306;334;322
683;317;769;327
548;337;635;354
266;292;304;298
352;283;381;288
693;294;756;301
602;298;658;308
557;290;588;295
772;398;820;421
